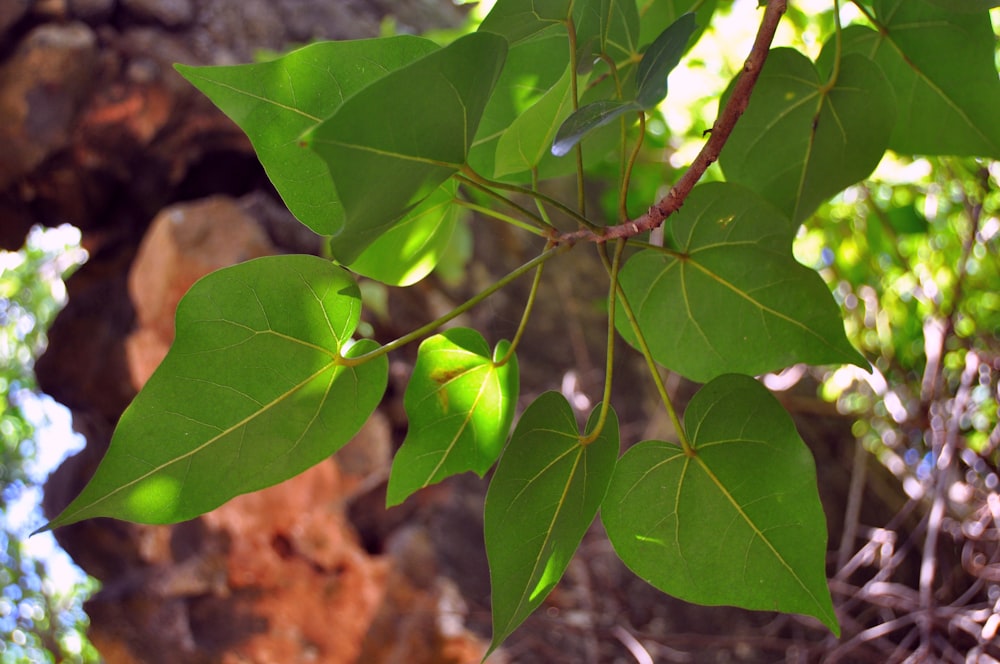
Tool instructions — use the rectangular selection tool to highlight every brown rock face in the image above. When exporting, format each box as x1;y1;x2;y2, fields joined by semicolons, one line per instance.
125;195;275;388
0;22;97;189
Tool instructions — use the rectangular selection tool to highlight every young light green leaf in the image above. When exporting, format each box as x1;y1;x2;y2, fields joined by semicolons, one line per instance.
485;393;618;652
340;181;465;287
551;100;641;157
719;48;895;223
304;32;507;263
635;12;697;108
615;182;866;383
839;1;1000;157
469;33;571;179
43;256;388;530
386;328;518;507
496;63;577;175
602;374;839;635
175;37;440;236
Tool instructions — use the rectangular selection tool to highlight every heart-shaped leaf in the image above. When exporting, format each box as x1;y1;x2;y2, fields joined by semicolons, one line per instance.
175;37;440;236
720;48;895;223
616;182;866;382
305;32;507;263
635;12;697;108
602;374;839;634
386;328;518;506
342;181;466;287
839;1;1000;157
485;393;618;651
43;255;388;529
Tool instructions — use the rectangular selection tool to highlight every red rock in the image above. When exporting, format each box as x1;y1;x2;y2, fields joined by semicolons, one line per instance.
0;23;97;189
125;195;275;388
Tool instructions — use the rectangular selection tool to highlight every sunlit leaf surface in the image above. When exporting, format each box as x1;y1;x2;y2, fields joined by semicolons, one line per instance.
485;393;618;651
44;256;387;528
387;328;518;506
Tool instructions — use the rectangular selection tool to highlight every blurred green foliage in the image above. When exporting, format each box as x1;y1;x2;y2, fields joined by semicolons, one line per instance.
1;227;98;663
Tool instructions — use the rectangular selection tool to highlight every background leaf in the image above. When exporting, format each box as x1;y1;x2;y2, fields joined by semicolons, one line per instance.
478;0;571;45
840;1;1000;156
575;0;640;65
924;0;1000;10
616;182;866;382
306;32;507;263
44;256;388;528
485;393;618;651
635;12;697;108
602;374;839;634
386;328;518;506
636;0;716;48
342;181;466;287
720;48;895;223
175;37;439;236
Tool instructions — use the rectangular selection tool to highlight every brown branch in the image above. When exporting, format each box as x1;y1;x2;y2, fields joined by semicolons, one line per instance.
557;0;787;245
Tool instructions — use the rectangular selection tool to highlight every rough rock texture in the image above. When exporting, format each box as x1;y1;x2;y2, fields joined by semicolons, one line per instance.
125;195;276;388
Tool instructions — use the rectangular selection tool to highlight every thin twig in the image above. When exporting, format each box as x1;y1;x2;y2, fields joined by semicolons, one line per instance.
557;0;787;245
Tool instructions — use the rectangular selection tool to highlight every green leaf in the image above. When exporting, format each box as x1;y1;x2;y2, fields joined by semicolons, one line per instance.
840;1;1000;156
305;32;507;263
720;48;895;223
551;100;641;157
602;374;839;635
469;33;571;178
175;37;440;237
478;0;571;45
575;0;640;65
637;0;715;48
341;181;465;287
924;0;999;12
386;329;518;507
496;63;578;175
635;12;697;108
43;256;388;529
485;393;618;651
616;182;866;382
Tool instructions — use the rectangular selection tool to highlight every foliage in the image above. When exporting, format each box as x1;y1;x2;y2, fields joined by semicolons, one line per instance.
42;0;1000;655
1;227;98;663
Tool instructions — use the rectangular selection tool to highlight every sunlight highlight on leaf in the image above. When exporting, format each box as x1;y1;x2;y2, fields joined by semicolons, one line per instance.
484;392;618;652
386;328;518;506
43;256;388;529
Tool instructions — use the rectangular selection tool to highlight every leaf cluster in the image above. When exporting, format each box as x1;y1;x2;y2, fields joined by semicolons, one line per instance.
42;0;1000;653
